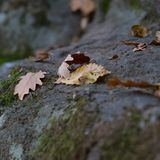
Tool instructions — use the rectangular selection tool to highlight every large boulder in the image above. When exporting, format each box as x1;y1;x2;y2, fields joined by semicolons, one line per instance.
0;0;160;159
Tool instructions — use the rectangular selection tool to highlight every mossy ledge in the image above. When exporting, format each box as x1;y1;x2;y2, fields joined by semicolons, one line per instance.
101;109;160;160
31;106;160;160
0;67;23;107
0;47;33;64
31;97;99;160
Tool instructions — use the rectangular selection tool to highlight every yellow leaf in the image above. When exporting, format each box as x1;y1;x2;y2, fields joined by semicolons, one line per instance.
14;71;46;100
131;25;149;38
55;63;110;85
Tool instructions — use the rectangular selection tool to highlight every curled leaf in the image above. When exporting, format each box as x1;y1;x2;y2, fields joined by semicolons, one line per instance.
57;52;90;78
56;63;110;85
133;43;147;52
150;31;160;45
65;52;90;65
57;54;73;79
131;25;149;38
107;77;156;89
122;40;140;46
14;71;46;100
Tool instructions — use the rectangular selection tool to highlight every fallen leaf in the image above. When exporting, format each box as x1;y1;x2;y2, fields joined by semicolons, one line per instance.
122;40;140;46
14;71;46;100
150;31;160;45
56;63;110;85
133;43;147;52
108;55;119;60
107;77;160;98
107;77;156;88
131;24;149;38
65;52;90;65
31;49;49;62
70;0;95;16
57;54;73;79
154;83;160;98
58;52;90;78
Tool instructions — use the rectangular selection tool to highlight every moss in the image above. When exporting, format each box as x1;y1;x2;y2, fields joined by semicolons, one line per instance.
100;0;112;14
0;47;33;64
101;109;160;160
0;67;23;106
129;0;141;9
31;97;98;160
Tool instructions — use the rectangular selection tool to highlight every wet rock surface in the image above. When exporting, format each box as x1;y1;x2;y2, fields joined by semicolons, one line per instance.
0;0;160;159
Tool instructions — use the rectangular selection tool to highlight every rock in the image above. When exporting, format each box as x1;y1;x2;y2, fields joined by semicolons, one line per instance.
0;0;81;51
141;0;160;15
0;0;160;159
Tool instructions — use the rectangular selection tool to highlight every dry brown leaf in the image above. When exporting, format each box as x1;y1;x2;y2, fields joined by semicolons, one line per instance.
131;24;149;38
133;43;147;52
107;77;156;89
150;31;160;45
122;40;140;46
31;49;49;62
65;52;90;65
70;0;95;16
122;40;147;52
58;52;90;78
14;71;46;100
55;63;110;85
107;77;160;98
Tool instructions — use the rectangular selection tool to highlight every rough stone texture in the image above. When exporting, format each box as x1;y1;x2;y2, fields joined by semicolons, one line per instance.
0;0;80;51
0;0;160;159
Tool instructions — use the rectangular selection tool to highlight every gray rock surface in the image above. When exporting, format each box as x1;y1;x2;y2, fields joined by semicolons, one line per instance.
0;0;80;51
0;0;160;159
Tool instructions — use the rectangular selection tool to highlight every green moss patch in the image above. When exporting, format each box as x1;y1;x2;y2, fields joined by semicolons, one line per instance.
0;67;23;106
31;97;99;160
100;0;112;14
101;109;160;160
129;0;141;9
0;47;33;64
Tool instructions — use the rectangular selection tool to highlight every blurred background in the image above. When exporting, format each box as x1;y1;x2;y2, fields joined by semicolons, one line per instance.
0;0;145;65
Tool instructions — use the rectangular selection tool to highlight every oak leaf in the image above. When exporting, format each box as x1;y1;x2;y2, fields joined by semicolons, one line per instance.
14;71;46;100
55;63;110;85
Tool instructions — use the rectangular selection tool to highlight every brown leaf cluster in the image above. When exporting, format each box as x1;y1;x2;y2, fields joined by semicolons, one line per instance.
122;40;147;52
56;52;110;85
